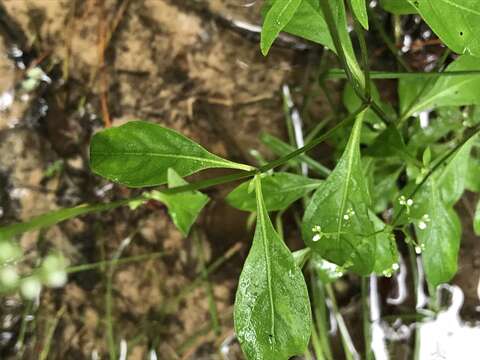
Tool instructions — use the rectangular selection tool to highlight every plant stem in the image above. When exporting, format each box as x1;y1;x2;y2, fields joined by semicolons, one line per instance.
325;284;359;360
326;69;480;80
369;8;411;72
67;251;165;273
361;277;373;360
392;125;480;226
310;270;334;360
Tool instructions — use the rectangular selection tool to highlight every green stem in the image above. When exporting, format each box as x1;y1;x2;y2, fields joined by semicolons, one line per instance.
67;251;165;273
310;270;334;360
325;284;358;360
361;277;372;360
399;49;451;124
392;125;480;226
369;8;411;72
326;69;480;80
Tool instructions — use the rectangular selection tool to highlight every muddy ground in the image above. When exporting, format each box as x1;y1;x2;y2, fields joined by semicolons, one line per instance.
0;1;479;359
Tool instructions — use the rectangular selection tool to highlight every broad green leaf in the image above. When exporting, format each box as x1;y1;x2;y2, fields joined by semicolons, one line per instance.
260;133;331;176
406;108;464;154
234;176;311;360
437;136;475;205
90;121;252;187
351;0;369;29
466;157;480;192
148;169;209;236
416;180;461;288
407;0;480;57
302;111;377;275
380;0;416;14
369;212;399;276
261;0;302;55
226;172;322;212
369;162;402;213
0;198;138;241
474;199;480;236
263;0;364;85
365;125;408;159
400;55;480;118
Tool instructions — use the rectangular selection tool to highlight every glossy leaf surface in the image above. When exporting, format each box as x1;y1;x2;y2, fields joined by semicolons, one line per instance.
148;169;209;236
408;0;480;57
261;0;302;55
226;172;321;212
416;180;461;288
437;136;475;205
234;177;311;360
400;55;480;118
351;0;369;29
302;112;376;275
90;121;252;187
380;0;416;14
263;0;363;84
369;212;399;276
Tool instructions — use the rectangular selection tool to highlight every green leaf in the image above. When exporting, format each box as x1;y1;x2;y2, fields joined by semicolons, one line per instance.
90;121;252;188
0;198;138;241
350;0;369;29
369;212;399;276
302;111;377;275
263;0;364;85
369;162;402;213
261;0;303;55
365;125;408;158
226;172;322;212
466;157;480;192
407;0;480;57
416;180;461;288
148;169;209;236
380;0;416;14
234;176;311;360
400;55;480;118
474;199;480;236
437;136;475;205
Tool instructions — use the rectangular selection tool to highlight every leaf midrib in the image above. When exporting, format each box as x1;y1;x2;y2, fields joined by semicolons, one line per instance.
92;151;240;168
408;76;478;116
335;119;361;243
436;0;480;16
256;178;276;340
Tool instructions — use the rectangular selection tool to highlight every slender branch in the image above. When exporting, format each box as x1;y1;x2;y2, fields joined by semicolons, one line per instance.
368;8;411;72
326;69;480;80
392;125;480;226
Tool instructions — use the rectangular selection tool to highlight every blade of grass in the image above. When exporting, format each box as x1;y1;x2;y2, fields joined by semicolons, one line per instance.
325;284;360;360
326;69;480;79
67;251;166;273
193;229;220;336
39;306;66;360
